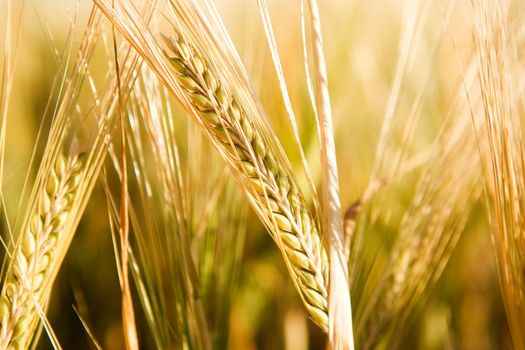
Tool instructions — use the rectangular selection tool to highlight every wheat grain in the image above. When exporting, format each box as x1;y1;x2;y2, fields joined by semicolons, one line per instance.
162;33;330;330
0;152;84;349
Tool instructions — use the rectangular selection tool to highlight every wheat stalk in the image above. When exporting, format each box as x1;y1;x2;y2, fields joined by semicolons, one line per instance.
305;0;353;347
0;151;84;349
161;33;330;330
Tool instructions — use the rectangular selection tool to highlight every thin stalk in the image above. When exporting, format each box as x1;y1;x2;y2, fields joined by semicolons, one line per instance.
306;1;354;349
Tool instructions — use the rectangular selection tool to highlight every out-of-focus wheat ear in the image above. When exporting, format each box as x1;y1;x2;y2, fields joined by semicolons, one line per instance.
0;151;84;349
473;1;525;348
161;33;330;331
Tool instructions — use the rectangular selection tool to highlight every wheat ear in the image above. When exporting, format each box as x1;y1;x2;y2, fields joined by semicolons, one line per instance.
0;152;84;349
162;34;329;330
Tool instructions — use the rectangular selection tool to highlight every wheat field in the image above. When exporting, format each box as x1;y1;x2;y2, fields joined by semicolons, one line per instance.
0;0;524;349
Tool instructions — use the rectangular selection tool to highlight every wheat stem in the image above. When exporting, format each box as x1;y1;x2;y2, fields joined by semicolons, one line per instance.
306;0;354;348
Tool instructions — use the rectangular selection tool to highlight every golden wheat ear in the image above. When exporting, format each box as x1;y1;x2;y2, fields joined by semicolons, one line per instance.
0;151;84;349
162;32;330;330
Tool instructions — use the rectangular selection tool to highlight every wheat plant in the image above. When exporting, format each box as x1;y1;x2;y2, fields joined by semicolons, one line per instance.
0;5;144;348
95;0;332;333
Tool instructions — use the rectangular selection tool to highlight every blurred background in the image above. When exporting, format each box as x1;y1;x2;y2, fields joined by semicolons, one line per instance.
1;0;512;349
